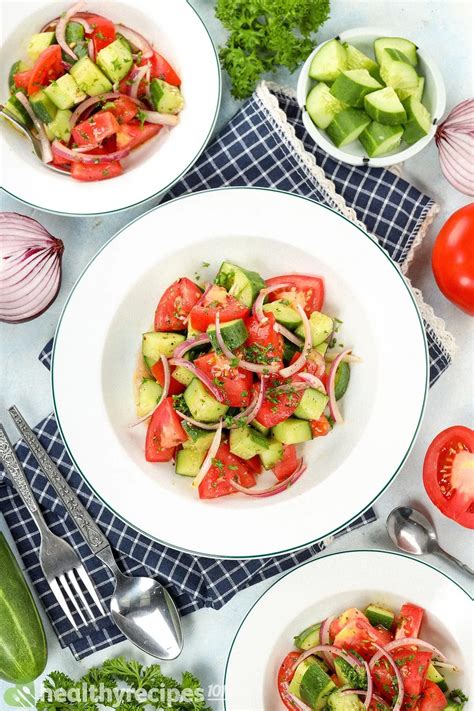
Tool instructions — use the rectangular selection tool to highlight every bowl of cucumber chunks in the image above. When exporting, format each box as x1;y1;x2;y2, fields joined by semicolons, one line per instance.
297;27;446;166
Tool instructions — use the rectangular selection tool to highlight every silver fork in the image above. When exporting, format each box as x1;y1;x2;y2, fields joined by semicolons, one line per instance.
0;104;66;174
0;424;105;631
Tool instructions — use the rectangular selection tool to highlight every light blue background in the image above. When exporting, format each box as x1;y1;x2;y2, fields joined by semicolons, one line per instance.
1;1;472;707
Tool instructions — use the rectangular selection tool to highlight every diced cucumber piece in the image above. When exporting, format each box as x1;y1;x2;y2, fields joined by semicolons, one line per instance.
29;89;57;124
70;57;112;96
184;379;228;422
309;39;347;82
316;342;328;356
402;96;431;144
27;32;55;62
289;657;336;709
294;622;321;651
334;361;350;401
327;686;365;711
294;388;328;421
45;73;86;109
45;109;73;143
4;95;34;129
374;36;418;67
175;448;206;477
259;438;283;469
65;21;85;46
207;318;248;351
150;79;184;115
380;60;418;93
326;108;371;148
272;418;312;445
359;121;403;157
343;43;379;77
215;262;265;308
97;38;133;82
263;300;302;330
364;87;407;125
142;331;185;369
182;429;215;452
296;311;333;346
330;69;382;108
426;663;448;692
334;657;367;689
383;47;413;65
9;60;28;93
306;82;347;130
172;355;195;386
229;426;269;460
365;604;395;629
397;76;424;102
253;420;270;435
137;378;163;418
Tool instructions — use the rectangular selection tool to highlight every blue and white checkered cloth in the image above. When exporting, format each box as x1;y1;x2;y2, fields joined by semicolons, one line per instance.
0;83;452;660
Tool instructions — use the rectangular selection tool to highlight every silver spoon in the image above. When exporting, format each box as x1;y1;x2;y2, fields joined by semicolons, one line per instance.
1;104;65;173
386;506;473;576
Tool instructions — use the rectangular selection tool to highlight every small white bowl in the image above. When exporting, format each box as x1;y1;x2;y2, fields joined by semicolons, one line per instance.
296;27;446;167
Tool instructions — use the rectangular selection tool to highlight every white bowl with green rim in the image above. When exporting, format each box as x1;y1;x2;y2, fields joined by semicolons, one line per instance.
296;27;446;167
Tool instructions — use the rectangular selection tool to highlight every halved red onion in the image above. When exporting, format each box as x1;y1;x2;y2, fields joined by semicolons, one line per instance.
276;323;304;347
253;282;291;321
297;372;326;393
319;615;336;668
192;420;223;488
326;351;362;364
279;306;312;378
175;412;220;431
52;139;130;164
327;349;352;424
56;1;84;60
70;93;142;127
129;64;149;100
232;376;266;426
436;99;474;196
372;637;447;662
115;23;153;57
229;459;306;497
369;644;404;711
129;354;169;426
139;110;179;127
280;684;312;711
0;212;63;323
215;313;280;375
169;357;225;402
15;93;53;163
173;334;210;358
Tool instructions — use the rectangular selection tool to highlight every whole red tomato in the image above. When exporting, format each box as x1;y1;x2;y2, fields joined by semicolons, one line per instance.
432;203;474;315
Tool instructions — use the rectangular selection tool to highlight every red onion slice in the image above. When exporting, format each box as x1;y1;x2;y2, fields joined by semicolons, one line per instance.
297;372;326;393
229;458;306;497
56;1;84;60
279;306;312;378
52;139;130;164
175;412;220;431
270;381;310;395
253;282;291;321
372;637;447;662
326;351;362;364
292;645;363;673
276;323;304;347
129;354;169;426
215;312;280;375
87;38;95;61
192;421;223;489
71;15;93;33
169;357;225;402
327;349;352;424
115;23;153;58
173;334;211;358
432;660;458;672
319;615;336;668
369;644;404;711
15;93;53;163
232;376;266;426
280;684;312;711
139;109;179;127
129;64;149;100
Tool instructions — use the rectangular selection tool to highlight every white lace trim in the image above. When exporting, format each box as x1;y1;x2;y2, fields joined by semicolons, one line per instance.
255;80;455;361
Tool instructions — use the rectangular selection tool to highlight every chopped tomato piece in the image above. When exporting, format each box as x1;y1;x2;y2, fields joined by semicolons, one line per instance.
104;96;138;124
194;352;253;407
334;617;393;660
198;441;256;499
70;161;123;182
83;13;116;53
13;69;33;91
290;348;326;379
146;51;181;86
372;650;432;704
396;603;424;639
189;284;249;332
27;45;64;95
116;121;162;150
72;111;120;147
145;397;187;461
310;415;331;437
247;455;263;475
254;376;302;429
418;681;447;711
154;277;202;332
244;313;284;370
151;359;185;396
265;274;325;317
277;651;300;711
329;608;370;640
273;445;298;481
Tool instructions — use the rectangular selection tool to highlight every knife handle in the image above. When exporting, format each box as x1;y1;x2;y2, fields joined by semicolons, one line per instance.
8;406;110;553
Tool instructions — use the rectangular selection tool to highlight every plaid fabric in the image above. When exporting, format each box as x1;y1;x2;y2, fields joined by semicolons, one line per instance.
0;84;450;660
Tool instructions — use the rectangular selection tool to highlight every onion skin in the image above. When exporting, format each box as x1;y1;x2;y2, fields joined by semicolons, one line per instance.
435;100;474;196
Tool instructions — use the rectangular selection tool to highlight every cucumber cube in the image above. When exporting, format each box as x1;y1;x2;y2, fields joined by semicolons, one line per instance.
29;89;57;124
380;60;418;93
45;73;86;109
70;57;112;96
294;388;328;421
259;438;283;469
330;69;382;108
229;426;269;460
97;38;133;82
207;318;248;351
272;418;312;445
343;43;379;77
309;39;347;82
326;108;371;147
142;331;185;368
295;311;333;346
27;32;55;61
184;379;228;423
137;378;163;418
175;448;206;477
4;95;34;129
364;87;407;125
359;121;404;157
215;262;266;308
45;109;73;143
263;300;302;330
306;82;347;130
397;76;424;102
402;96;431;144
150;79;184;115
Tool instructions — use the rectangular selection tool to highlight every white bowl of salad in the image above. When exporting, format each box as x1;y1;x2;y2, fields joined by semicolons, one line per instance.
225;550;472;710
52;188;428;558
296;27;446;167
0;1;220;214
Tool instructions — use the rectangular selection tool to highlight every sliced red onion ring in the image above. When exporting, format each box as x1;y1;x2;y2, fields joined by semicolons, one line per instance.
232;376;266;426
52;139;130;164
87;38;95;61
276;323;304;347
215;313;280;375
192;420;223;488
169;357;225;402
74;142;100;152
56;1;84;60
270;381;309;395
229;459;306;497
115;23;153;57
129;354;169;426
71;15;93;33
319;616;336;668
253;282;291;321
369;644;404;711
15;93;53;163
327;349;352;424
129;64;149;100
70;93;142;127
292;645;363;673
173;334;210;358
372;637;447;662
175;412;220;431
279;306;312;378
436;99;474;196
280;684;312;711
139;110;179;127
297;372;326;393
326;351;362;364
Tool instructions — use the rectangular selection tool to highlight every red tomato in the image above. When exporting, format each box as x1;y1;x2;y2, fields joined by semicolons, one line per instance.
13;69;33;90
418;681;447;711
265;274;325;317
154;278;202;332
189;285;249;331
194;352;253;407
105;96;138;124
372;650;432;704
432;204;474;315
148;51;181;86
150;359;185;396
83;13;116;53
277;651;300;711
116;121;162;150
310;415;331;437
329;608;370;640
395;603;424;639
198;441;256;499
27;45;64;95
423;425;474;529
290;348;326;379
72;111;120;147
145;397;187;461
244;313;284;369
70;161;123;181
254;376;303;429
273;445;298;481
334;618;393;660
247;455;262;475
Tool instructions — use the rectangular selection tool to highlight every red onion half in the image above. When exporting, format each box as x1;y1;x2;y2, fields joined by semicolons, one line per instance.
435;99;474;196
1;212;63;323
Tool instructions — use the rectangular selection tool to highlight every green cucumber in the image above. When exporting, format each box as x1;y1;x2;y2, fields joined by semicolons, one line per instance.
172;355;195;386
0;533;47;683
326;108;371;147
263;300;302;330
182;428;215;452
309;39;347;82
380;59;418;93
229;426;269;460
45;73;86;109
29;89;57;124
330;69;382;108
137;378;163;418
364;87;407;125
343;43;379;77
253;420;270;435
334;361;350;401
4;95;34;129
374;36;418;67
328;686;365;710
207;318;248;351
150;79;184;114
184;379;228;422
397;76;424;102
294;622;321;650
402;96;431;144
426;663;448;692
272;418;312;445
142;331;185;369
65;21;85;46
175;448;206;477
306;82;347;130
9;60;27;93
359;121;403;157
45;109;73;143
69;56;112;96
289;657;336;709
334;657;367;689
294;388;328;421
259;438;283;469
365;603;395;629
215;262;265;308
27;32;55;62
96;37;133;82
296;311;333;346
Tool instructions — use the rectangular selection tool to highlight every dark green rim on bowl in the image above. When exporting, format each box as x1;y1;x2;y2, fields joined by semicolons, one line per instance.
52;186;429;559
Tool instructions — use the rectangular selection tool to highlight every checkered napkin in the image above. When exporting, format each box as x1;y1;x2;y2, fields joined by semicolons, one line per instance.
0;83;453;660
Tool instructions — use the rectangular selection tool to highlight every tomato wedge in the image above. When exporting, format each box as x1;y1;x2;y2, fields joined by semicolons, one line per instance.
72;111;120;147
265;274;325;316
70;161;123;181
423;425;474;529
310;415;331;437
277;651;300;711
104;96;138;124
150;359;185;396
154;277;202;332
334;617;393;660
194;352;252;407
198;441;256;499
189;285;249;332
372;649;432;702
273;445;298;481
145;397;187;461
254;376;303;429
83;13;116;53
418;681;448;711
13;69;33;91
395;603;424;639
244;313;284;369
27;45;64;95
148;51;181;86
116;121;162;151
